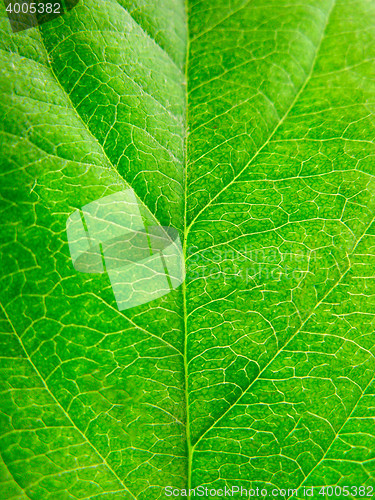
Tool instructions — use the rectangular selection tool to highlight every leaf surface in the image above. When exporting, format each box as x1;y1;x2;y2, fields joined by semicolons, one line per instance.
0;0;375;498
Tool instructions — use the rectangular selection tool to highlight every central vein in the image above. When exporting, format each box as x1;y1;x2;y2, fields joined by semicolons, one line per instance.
182;0;192;493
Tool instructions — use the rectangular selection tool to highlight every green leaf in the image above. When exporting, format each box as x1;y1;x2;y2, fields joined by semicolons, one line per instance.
1;0;375;498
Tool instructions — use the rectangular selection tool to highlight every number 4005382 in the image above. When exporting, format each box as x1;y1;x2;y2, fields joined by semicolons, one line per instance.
3;0;79;32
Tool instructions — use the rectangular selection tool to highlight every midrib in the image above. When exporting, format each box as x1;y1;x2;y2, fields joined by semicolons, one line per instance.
182;0;192;493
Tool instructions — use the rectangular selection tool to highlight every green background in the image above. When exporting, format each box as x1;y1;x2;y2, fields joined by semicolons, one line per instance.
0;0;375;498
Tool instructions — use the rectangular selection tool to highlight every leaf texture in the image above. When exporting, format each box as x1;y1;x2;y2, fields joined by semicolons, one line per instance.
186;0;375;492
0;0;375;498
